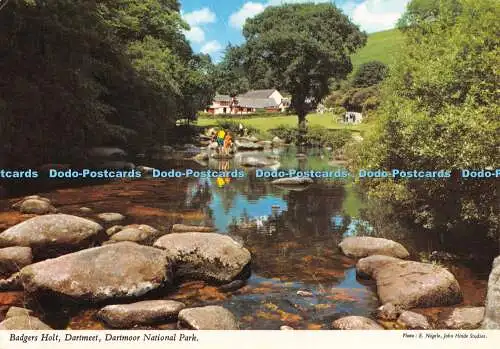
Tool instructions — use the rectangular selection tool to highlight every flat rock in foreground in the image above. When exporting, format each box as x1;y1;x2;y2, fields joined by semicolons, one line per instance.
19;242;172;302
154;233;251;283
482;256;500;329
178;306;239;330
396;311;431;329
0;315;52;330
0;214;104;258
356;255;462;309
332;316;383;330
98;300;185;328
440;307;484;330
339;236;409;259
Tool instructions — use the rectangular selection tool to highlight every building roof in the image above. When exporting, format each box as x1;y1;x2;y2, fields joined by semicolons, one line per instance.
238;89;277;99
214;94;232;102
236;97;279;109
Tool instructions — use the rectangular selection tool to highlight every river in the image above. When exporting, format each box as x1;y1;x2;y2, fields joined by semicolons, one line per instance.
0;146;492;329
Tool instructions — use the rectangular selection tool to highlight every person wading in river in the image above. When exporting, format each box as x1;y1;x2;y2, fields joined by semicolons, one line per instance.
216;129;225;154
223;132;233;156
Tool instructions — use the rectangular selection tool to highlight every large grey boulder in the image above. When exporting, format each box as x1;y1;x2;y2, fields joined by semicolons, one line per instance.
0;214;104;259
178;306;239;330
441;307;484;329
481;256;500;329
234;140;264;151
97;300;185;328
0;247;33;276
0;316;52;330
18;242;172;302
239;155;279;168
154;233;251;283
339;236;409;259
356;255;462;309
332;316;383;330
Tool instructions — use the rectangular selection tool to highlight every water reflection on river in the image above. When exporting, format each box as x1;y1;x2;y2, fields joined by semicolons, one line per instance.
0;146;490;330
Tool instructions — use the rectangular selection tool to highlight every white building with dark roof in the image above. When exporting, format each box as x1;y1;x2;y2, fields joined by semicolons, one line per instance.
206;89;289;115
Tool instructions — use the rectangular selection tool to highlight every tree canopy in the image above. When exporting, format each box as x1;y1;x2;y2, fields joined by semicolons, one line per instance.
0;0;215;168
217;3;366;130
352;61;388;88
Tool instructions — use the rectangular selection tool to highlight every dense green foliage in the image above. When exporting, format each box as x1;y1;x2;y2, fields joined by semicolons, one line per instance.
356;0;499;239
217;3;366;131
0;0;215;168
269;125;351;149
352;61;388;88
213;46;250;97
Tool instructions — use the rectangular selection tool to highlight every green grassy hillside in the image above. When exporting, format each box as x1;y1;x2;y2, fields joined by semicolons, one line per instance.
351;29;405;69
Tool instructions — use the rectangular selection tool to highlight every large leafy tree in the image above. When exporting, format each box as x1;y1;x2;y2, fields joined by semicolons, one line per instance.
214;45;250;97
236;3;366;131
358;0;499;241
0;0;215;167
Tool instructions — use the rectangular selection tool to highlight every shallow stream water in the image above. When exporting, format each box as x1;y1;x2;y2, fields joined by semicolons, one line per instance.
0;146;492;329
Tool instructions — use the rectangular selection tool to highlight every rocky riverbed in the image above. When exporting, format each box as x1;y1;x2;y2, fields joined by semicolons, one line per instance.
0;146;496;330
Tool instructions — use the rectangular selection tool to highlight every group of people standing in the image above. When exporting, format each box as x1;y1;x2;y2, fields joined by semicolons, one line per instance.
211;129;233;156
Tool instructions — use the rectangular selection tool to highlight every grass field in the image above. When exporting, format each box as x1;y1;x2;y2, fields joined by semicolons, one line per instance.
196;113;369;134
351;28;405;70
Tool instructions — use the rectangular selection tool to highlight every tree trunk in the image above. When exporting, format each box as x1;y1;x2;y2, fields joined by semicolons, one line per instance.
297;111;307;145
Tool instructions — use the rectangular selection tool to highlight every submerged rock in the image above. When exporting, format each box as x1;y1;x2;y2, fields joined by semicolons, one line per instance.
396;311;431;330
97;300;185;328
107;224;161;245
11;195;51;209
239;155;279;168
154;233;251;283
375;303;401;321
19;199;57;215
171;224;216;233
218;279;246;292
482;256;500;329
97;212;126;223
339;236;409;259
356;255;463;309
0;247;33;276
332;316;383;330
272;136;285;145
441;307;484;330
0;315;52;330
234;140;264;151
0;214;104;259
271;177;313;186
19;242;172;302
106;225;124;237
178;306;239;330
88;147;127;159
